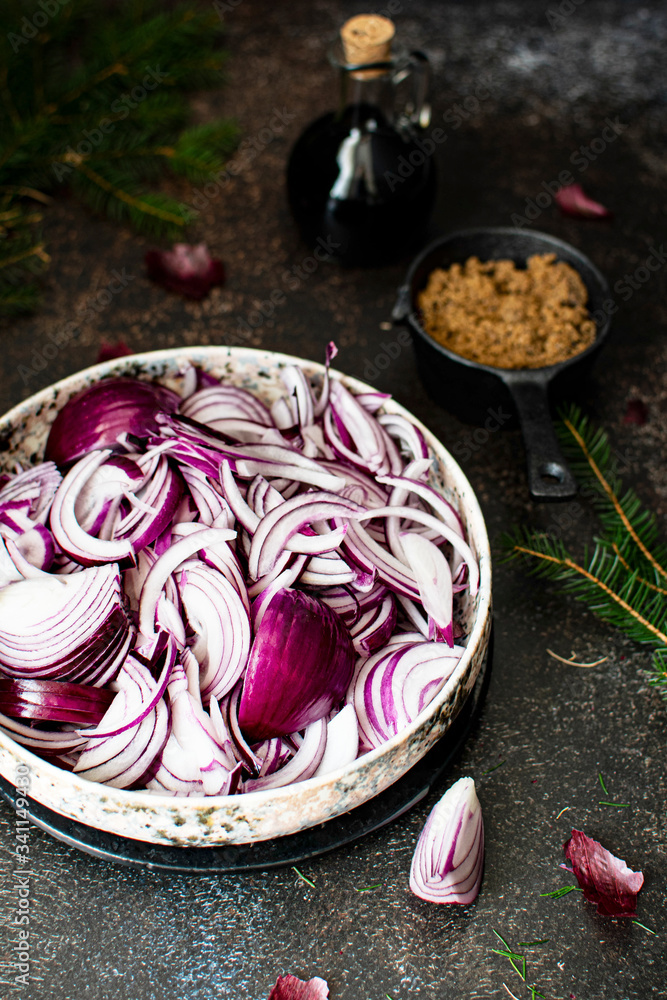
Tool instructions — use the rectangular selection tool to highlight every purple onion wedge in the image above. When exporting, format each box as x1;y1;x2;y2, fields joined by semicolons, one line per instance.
238;588;355;742
410;776;484;905
45;377;180;467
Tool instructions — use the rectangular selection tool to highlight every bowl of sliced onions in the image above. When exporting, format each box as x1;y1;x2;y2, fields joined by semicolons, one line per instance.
0;345;491;846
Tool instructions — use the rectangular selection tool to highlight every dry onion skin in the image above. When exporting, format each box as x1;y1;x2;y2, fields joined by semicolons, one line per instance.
0;350;479;797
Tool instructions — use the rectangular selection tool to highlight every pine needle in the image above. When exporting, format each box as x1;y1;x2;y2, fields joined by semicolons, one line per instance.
540;885;582;899
291;867;316;888
546;649;608;667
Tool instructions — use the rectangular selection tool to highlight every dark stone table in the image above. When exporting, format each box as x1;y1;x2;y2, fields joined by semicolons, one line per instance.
1;2;665;998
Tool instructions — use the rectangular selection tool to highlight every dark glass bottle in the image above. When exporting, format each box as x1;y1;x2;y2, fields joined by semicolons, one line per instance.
286;16;436;267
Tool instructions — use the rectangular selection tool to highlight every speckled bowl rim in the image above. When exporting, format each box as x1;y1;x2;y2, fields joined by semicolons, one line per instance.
0;346;491;847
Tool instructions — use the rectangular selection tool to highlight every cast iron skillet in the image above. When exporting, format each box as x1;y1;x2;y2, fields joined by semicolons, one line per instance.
392;227;611;501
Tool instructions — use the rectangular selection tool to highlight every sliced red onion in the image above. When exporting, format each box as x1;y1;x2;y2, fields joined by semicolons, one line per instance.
312;341;337;419
79;632;175;739
244;717;327;791
182;466;232;526
74;655;170;788
0;462;62;523
137;526;236;639
324;381;402;477
45;377;180;467
247;493;361;580
0;710;89;755
113;456;184;552
377;412;429;462
1;521;55;573
349;593;397;654
0;564;132;686
248;552;308;602
342;521;420;600
0;678;114;725
50;450;135;565
180;384;273;427
178;563;251;701
399;532;454;646
73;454;144;535
238;588;355;742
410;777;484;905
253;736;294;777
351;637;464;749
220;681;263;776
356;505;479;597
147;660;237;795
317;580;389;625
299;552;358;587
280;364;315;429
377;471;466;539
313;704;358;777
0;352;479;798
0;536;25;587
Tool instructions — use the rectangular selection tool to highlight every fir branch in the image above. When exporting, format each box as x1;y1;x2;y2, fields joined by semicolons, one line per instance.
504;409;667;700
65;156;193;232
0;0;238;314
559;405;667;580
508;540;667;648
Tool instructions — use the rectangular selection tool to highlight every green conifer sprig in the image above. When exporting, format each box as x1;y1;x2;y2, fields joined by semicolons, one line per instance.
503;405;667;697
0;0;239;315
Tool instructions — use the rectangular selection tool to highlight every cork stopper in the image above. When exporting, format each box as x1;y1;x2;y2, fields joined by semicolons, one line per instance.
340;14;395;79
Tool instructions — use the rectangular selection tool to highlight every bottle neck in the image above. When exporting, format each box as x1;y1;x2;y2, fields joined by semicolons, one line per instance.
338;69;394;126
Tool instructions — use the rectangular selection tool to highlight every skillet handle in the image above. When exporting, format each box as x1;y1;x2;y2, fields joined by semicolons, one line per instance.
504;376;578;501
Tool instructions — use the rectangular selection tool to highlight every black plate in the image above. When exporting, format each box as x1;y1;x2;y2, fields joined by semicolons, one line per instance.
0;629;492;873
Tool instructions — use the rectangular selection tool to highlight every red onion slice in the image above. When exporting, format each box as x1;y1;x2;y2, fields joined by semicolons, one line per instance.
74;655;170;788
50;450;135;566
179;564;251;701
399;532;454;646
138;526;236;639
247;492;360;579
313;704;358;777
0;678;114;725
244;717;327;791
410;777;484;905
146;660;237;795
0;462;62;523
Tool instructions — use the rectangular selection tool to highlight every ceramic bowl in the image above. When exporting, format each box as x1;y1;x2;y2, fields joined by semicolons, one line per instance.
0;346;491;847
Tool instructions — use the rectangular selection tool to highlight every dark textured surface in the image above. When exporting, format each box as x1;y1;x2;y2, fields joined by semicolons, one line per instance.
1;1;666;998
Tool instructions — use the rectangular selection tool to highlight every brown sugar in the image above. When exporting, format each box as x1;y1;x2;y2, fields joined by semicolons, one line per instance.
417;253;597;370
